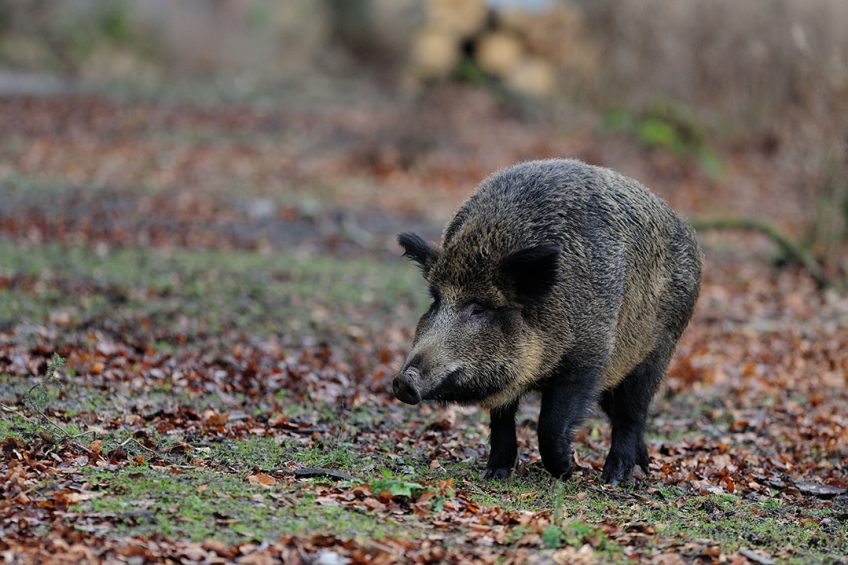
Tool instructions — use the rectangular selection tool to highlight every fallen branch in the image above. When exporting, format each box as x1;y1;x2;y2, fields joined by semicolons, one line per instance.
690;216;829;287
119;436;161;457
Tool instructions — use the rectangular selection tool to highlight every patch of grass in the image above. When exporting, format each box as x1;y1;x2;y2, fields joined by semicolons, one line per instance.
297;441;362;470
1;375;121;418
204;436;288;472
526;485;846;563
0;173;83;197
0;240;426;340
659;494;845;561
421;461;845;562
79;464;410;544
0;412;44;441
0;372;262;426
0;407;91;445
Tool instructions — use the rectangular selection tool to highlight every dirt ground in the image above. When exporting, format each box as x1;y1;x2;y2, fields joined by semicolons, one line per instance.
1;89;846;563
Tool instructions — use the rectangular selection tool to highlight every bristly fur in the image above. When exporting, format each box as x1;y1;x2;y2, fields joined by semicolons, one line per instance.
396;159;703;484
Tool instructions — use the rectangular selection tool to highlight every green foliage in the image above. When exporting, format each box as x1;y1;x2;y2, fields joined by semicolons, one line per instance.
62;1;139;58
371;469;426;498
98;3;133;43
562;520;603;547
638;117;679;147
541;524;565;549
0;0;158;72
453;57;489;86
370;478;425;498
605;100;723;178
47;353;65;379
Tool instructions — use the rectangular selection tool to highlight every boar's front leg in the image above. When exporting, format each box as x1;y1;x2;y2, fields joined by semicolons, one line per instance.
483;400;519;480
537;366;600;480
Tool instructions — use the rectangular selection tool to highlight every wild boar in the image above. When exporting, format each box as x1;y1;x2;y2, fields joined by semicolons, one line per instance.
393;159;702;484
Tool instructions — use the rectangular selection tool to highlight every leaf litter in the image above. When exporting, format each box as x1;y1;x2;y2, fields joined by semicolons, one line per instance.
0;92;846;563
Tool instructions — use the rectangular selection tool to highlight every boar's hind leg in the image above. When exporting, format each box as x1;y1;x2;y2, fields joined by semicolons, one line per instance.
483;400;519;480
600;336;675;485
538;366;602;480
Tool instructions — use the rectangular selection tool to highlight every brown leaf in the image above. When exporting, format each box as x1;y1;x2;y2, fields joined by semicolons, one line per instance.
205;412;230;426
202;539;235;558
247;473;277;487
88;440;102;455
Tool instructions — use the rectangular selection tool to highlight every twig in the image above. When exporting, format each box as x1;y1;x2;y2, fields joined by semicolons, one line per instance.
119;437;161;456
4;355;93;456
690;216;829;287
4;404;94;456
21;354;79;440
739;548;776;565
0;401;19;412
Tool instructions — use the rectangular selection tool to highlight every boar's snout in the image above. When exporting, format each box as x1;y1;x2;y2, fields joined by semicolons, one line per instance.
393;369;421;405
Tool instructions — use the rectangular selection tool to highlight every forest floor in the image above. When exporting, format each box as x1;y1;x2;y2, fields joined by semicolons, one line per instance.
1;89;846;563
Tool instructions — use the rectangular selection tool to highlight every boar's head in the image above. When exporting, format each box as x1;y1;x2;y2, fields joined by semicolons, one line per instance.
393;231;559;408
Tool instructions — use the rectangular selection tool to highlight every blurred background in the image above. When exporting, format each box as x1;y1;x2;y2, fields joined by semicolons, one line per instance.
0;0;846;282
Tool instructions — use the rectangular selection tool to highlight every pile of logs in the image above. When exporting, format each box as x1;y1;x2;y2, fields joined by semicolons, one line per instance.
410;0;596;97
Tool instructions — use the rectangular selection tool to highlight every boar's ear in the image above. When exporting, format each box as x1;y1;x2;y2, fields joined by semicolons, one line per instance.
500;244;560;303
398;232;439;275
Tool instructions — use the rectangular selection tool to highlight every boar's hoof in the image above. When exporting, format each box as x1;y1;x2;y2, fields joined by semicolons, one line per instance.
601;451;649;486
601;465;633;486
482;467;513;481
542;459;573;481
